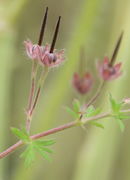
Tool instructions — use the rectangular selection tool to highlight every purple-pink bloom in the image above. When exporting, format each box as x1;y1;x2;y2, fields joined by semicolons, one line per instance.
72;72;93;94
24;41;65;68
97;57;122;81
24;40;42;60
39;44;65;68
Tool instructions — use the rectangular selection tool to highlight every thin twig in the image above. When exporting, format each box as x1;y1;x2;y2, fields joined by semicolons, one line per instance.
30;67;49;117
27;62;37;111
26;62;38;131
85;81;105;108
26;67;49;132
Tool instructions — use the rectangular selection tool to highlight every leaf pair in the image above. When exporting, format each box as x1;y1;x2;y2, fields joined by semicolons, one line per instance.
65;99;103;129
20;139;55;167
84;105;101;118
11;127;55;167
65;99;81;119
109;94;129;131
11;127;30;143
85;106;104;129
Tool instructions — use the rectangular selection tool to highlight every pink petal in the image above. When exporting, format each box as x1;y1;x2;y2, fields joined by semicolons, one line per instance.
114;62;122;71
103;57;109;65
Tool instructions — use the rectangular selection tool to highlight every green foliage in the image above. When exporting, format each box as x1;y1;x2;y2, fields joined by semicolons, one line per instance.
109;94;129;131
20;143;35;168
84;106;103;129
84;106;101;118
11;127;30;143
65;99;81;119
90;121;104;129
109;94;122;113
65;100;103;130
33;139;55;146
65;106;79;119
20;139;55;167
72;99;81;113
116;119;125;132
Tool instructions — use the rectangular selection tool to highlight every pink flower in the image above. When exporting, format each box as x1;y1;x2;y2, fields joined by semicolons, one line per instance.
24;15;64;68
39;45;65;68
24;40;42;60
97;57;122;81
72;72;93;94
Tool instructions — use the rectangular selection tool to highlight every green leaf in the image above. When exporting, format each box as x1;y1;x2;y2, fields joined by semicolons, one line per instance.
85;105;95;117
11;127;30;142
34;144;51;162
109;94;122;113
72;99;80;112
116;119;125;132
85;106;101;118
65;106;79;118
117;113;130;120
90;121;104;129
20;143;35;167
34;139;55;146
42;147;53;153
86;105;95;114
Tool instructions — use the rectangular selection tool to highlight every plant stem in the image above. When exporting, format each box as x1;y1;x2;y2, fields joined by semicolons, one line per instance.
85;81;105;108
31;121;77;140
0;109;129;159
26;61;38;132
27;62;36;111
30;67;49;117
0;111;112;159
26;67;49;132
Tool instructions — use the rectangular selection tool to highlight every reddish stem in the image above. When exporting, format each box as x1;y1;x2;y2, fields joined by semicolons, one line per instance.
85;81;105;108
0;109;128;159
30;87;41;116
26;63;37;132
31;121;76;140
0;121;76;159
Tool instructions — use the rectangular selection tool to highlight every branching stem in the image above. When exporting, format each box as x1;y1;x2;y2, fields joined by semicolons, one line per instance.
26;61;38;132
2;110;128;159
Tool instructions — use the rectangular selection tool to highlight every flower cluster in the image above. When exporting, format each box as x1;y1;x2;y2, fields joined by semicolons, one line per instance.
97;57;122;81
24;7;123;96
97;32;123;81
72;33;123;95
24;8;64;68
24;41;65;68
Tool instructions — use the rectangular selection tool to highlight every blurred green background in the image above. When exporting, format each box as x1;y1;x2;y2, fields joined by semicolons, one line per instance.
0;0;130;179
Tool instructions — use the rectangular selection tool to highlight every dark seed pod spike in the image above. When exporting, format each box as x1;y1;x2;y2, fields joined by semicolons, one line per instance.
109;31;124;66
38;7;48;46
50;16;61;53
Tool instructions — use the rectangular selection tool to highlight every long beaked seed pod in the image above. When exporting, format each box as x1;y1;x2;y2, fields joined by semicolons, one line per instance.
109;31;123;66
50;16;61;53
38;7;48;46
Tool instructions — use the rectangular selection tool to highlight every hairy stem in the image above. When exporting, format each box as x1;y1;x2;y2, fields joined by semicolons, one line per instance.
30;67;49;116
0;109;129;159
26;67;49;132
0;111;112;159
26;62;38;132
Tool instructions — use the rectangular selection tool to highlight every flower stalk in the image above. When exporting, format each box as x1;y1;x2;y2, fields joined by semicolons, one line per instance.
85;80;105;108
26;66;49;132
